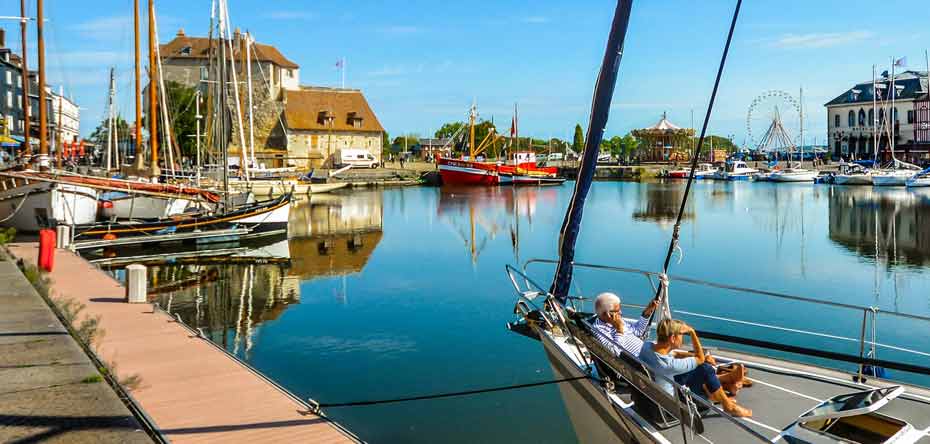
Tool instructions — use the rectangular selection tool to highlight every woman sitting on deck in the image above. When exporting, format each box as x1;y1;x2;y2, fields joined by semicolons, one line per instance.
639;319;752;417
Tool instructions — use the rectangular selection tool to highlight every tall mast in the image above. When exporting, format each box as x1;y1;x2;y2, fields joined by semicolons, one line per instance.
890;57;897;165
19;0;30;154
36;0;48;162
245;32;255;171
107;68;114;170
55;86;62;168
798;86;804;168
872;64;877;163
468;102;476;158
148;0;159;177
133;0;143;170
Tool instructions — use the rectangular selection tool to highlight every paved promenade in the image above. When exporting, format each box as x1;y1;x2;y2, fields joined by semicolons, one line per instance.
8;243;360;444
0;257;151;443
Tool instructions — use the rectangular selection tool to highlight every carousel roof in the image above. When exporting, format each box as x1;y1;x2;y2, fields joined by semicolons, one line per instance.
647;112;682;130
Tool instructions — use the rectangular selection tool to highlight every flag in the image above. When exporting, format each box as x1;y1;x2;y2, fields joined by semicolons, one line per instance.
510;116;516;137
894;57;907;67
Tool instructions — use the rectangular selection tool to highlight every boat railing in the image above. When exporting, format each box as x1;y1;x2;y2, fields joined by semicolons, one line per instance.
504;264;772;442
519;258;930;381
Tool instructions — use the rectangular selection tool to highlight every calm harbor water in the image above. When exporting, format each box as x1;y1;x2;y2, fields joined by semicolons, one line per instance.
103;182;930;443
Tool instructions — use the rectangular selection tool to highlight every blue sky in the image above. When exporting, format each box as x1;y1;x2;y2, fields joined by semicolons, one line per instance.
7;0;929;145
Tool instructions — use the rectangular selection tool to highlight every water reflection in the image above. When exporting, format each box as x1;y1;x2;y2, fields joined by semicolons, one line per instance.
437;186;558;264
829;187;930;268
632;181;694;225
101;190;386;357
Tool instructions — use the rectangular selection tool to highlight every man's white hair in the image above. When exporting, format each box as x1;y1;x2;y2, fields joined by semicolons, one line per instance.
594;292;621;316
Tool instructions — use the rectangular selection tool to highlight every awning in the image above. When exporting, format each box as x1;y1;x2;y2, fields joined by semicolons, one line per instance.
0;135;19;147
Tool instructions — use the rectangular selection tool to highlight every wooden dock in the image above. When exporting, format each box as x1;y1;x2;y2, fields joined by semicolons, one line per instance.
8;243;361;444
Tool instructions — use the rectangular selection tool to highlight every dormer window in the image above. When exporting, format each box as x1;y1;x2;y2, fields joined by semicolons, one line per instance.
318;110;334;125
181;45;192;56
347;111;363;128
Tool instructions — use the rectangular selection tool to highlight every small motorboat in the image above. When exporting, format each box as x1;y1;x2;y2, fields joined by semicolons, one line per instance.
770;167;817;183
834;164;873;186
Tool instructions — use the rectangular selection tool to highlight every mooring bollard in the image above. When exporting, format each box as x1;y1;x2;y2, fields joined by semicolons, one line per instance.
56;225;71;249
126;264;147;304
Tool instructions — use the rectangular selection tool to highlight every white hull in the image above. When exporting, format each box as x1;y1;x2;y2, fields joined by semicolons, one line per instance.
871;172;913;187
109;195;196;219
905;177;930;188
231;180;348;198
236;199;291;225
0;180;98;232
833;174;872;185
770;170;817;182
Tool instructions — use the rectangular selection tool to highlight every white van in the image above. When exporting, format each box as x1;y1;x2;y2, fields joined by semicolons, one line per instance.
336;149;378;168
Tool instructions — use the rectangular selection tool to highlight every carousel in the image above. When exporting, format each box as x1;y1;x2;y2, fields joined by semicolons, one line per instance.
631;112;695;161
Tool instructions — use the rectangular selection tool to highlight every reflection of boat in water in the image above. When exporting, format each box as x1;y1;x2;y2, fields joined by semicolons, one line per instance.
438;185;555;263
828;187;930;267
632;183;694;226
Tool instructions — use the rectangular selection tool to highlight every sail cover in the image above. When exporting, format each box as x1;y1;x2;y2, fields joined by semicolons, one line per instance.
549;0;633;303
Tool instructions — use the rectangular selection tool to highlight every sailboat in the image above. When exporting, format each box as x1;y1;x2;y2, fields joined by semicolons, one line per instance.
871;59;922;187
0;0;98;232
905;166;930;187
505;2;930;443
770;88;817;183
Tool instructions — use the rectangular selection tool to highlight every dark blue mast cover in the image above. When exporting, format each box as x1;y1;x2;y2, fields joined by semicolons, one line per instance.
550;0;634;303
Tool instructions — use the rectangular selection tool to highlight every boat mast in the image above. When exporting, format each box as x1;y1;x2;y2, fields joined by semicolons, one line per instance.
106;68;115;170
36;0;49;166
872;64;877;165
55;86;62;168
133;0;143;171
195;88;202;184
19;0;30;155
245;31;255;172
469;102;476;158
148;0;159;178
549;0;634;302
798;86;800;168
888;57;896;166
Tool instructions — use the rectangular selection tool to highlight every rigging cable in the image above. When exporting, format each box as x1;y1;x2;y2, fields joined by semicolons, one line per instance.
644;0;743;335
307;375;597;414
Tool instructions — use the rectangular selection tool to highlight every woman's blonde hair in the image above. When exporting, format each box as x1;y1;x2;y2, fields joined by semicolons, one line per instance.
657;319;687;343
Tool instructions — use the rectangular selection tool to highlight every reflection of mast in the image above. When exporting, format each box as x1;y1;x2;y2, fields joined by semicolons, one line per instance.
470;205;477;266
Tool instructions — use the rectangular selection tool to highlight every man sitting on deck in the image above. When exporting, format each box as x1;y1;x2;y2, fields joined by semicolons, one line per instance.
592;292;658;357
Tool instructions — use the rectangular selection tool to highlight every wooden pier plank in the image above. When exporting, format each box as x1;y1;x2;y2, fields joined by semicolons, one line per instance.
8;243;359;444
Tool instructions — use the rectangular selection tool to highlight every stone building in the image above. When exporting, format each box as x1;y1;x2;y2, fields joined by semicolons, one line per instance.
825;70;929;163
282;87;384;168
159;29;299;166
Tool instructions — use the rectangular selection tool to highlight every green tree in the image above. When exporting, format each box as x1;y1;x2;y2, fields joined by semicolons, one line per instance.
572;124;584;153
696;135;737;153
620;133;639;160
89;115;130;147
601;135;624;157
164;81;198;158
392;134;420;153
435;122;465;139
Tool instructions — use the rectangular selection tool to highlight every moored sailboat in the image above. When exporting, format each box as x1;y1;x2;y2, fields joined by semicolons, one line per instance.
504;2;930;443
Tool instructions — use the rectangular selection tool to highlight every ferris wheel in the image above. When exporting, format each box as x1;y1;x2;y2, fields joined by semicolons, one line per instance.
746;90;801;151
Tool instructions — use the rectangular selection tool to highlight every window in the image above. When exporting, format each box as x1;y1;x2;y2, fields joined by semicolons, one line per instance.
868;109;874;127
181;46;192;56
848;110;855;127
893;108;899;123
834;114;840;127
879;109;885;124
908;110;915;124
287;69;293;78
858;109;865;126
16;94;21;110
200;66;208;80
17;74;21;88
5;71;11;85
5;91;11;107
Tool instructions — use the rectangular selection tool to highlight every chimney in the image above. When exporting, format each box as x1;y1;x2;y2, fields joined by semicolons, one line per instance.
0;29;6;48
176;28;185;37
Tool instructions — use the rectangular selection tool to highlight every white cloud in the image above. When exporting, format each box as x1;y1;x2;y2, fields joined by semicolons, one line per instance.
263;11;316;21
771;31;874;49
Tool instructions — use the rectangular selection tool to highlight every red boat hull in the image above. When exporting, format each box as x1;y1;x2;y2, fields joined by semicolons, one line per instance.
438;159;500;185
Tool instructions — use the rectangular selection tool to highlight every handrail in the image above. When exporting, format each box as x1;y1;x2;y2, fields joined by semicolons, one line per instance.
523;258;930;323
520;258;930;378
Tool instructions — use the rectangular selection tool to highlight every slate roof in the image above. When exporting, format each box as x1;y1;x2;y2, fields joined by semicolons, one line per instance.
160;29;298;69
283;87;384;133
825;70;928;106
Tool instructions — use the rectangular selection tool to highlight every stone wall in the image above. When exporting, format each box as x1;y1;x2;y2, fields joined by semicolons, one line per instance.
286;130;382;168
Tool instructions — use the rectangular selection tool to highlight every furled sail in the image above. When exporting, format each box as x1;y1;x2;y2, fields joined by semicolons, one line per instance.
549;0;633;303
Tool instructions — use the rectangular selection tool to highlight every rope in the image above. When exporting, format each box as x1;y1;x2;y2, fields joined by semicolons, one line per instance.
307;375;596;413
0;189;34;223
647;0;743;331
